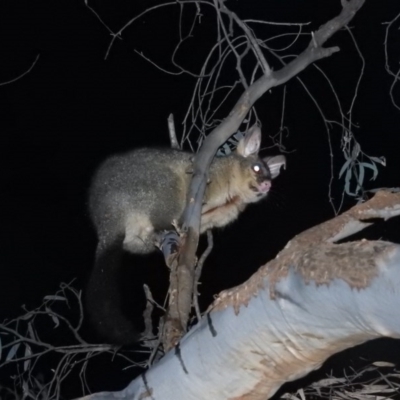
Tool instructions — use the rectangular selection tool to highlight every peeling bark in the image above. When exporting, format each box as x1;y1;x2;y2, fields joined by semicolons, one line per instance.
78;191;400;400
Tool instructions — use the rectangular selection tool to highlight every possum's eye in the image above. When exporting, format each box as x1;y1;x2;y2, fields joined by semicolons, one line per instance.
252;163;262;173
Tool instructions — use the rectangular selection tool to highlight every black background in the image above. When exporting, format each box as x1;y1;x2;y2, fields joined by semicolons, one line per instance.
1;0;400;395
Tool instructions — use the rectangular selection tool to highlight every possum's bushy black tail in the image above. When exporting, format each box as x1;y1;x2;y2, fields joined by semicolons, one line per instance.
86;235;141;345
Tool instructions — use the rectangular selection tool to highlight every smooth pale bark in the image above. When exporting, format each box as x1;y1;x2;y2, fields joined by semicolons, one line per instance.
80;192;400;400
81;243;400;400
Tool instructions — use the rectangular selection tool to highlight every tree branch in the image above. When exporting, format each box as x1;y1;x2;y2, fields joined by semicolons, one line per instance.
78;191;400;400
163;0;366;349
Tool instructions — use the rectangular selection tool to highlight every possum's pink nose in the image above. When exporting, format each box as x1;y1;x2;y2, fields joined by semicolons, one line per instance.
259;180;271;193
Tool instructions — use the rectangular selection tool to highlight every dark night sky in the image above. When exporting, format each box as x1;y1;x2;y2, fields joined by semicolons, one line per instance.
1;0;400;394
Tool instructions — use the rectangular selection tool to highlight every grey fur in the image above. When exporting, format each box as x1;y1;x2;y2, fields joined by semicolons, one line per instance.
87;128;285;344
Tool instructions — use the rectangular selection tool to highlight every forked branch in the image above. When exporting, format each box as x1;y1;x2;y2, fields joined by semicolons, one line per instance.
162;0;366;350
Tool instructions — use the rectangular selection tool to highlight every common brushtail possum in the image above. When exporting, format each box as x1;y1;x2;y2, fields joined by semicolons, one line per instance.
86;126;285;345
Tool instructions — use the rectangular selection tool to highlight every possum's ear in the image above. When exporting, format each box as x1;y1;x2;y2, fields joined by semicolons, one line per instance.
236;125;261;158
264;155;286;179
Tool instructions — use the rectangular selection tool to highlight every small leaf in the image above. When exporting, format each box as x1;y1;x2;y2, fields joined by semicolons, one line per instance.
356;162;365;193
344;167;355;196
217;143;231;157
27;322;37;341
360;161;378;180
6;343;20;361
44;295;66;302
339;158;352;179
351;142;360;158
24;344;32;371
369;156;386;166
20;312;34;321
372;361;395;367
297;388;306;400
45;307;60;328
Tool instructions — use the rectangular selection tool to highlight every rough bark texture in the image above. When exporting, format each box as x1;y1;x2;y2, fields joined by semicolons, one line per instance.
212;191;400;313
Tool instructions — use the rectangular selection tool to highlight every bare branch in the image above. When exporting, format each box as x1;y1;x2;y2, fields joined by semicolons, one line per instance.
167;0;366;347
0;54;40;86
383;11;400;111
220;4;271;75
193;230;214;320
